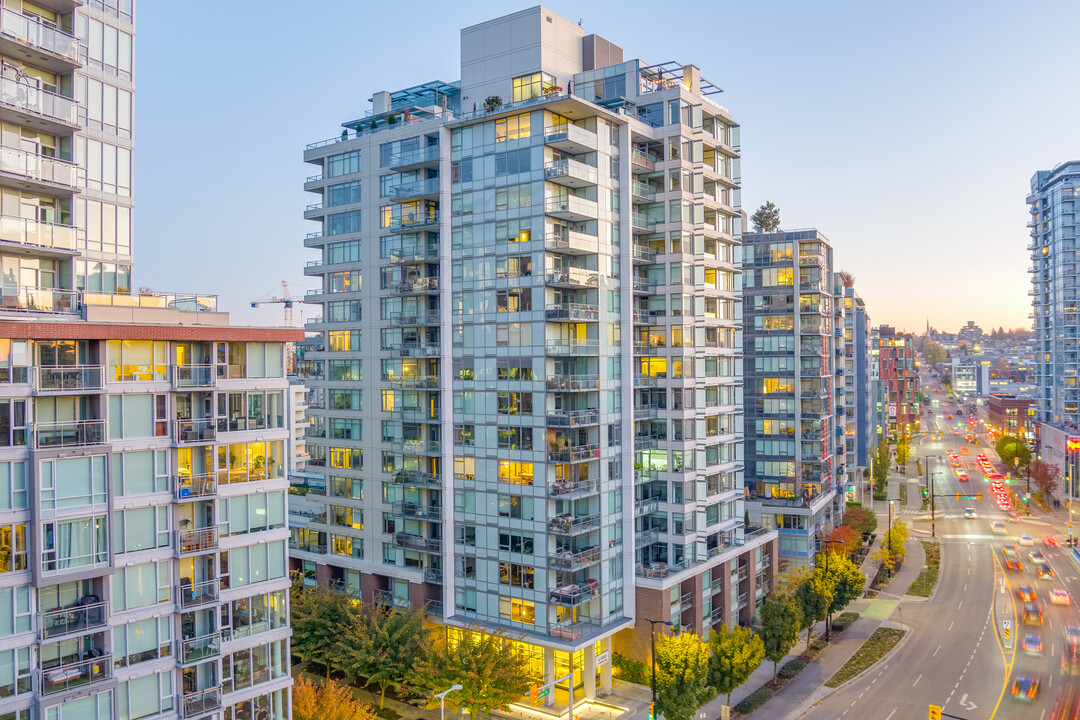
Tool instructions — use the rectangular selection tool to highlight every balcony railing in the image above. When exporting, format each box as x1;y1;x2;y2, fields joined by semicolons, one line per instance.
631;149;658;170
391;470;441;488
546;374;599;390
175;419;217;444
394;532;441;553
387;211;439;232
549;546;601;570
0;286;78;314
391;501;443;521
547;444;600;463
545;338;599;355
175;473;218;501
389;177;441;200
390;439;441;455
0;213;78;251
0;144;79;188
176;528;219;556
392;277;439;294
543;123;597;150
0;75;78;127
178;579;220;610
34;365;103;392
549;581;599;607
546;409;599;427
38;600;108;641
550;618;597;641
182;687;223;719
545;158;598;185
0;8;80;63
424;567;443;584
288;539;327;554
375;588;411;609
634;496;661;517
387;145;439;169
179;633;221;666
40;654;112;695
549;479;600;498
390;310;441;326
548;514;599;536
174;364;215;387
33;419;105;449
545;302;599;321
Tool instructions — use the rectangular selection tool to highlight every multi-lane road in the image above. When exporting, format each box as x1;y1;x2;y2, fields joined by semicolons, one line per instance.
800;371;1080;720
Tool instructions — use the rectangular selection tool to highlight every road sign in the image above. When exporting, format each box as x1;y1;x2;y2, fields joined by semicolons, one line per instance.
537;688;550;700
928;704;942;720
1003;619;1011;629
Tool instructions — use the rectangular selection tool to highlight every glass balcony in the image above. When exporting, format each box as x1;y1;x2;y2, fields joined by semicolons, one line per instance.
288;538;327;554
391;470;441;489
548;514;599;536
550;618;598;641
389;177;440;201
387;145;440;170
546;374;599;391
177;579;220;610
549;581;599;607
0;145;79;191
390;439;441;455
544;196;597;222
386;210;439;233
0;75;79;129
634;496;661;517
424;567;443;584
34;365;103;392
546;409;599;427
175;419;216;444
545;230;598;255
391;277;439;294
631;149;658;171
175;473;218;501
631;181;658;202
176;528;219;557
393;532;441;553
632;212;658;233
33;419;105;449
0;213;78;252
545;267;598;288
545;302;599;321
179;633;221;666
0;8;79;65
182;687;223;719
40;654;112;695
547;443;600;463
391;501;443;522
0;285;78;314
38;599;108;641
544;158;597;188
543;124;596;154
389;374;439;389
390;310;440;326
174;364;215;388
549;546;601;570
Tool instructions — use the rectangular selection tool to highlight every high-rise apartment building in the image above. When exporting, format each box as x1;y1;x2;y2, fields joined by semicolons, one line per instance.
877;325;919;438
842;286;872;494
0;4;298;720
740;230;844;565
1028;161;1080;426
294;5;778;693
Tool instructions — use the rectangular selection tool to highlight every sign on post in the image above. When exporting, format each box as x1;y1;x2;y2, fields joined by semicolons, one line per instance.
537;688;550;700
596;651;611;667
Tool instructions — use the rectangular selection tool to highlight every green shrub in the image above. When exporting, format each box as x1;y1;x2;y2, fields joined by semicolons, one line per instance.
810;636;828;652
375;707;400;720
734;688;774;714
778;658;807;679
832;612;859;632
611;652;650;685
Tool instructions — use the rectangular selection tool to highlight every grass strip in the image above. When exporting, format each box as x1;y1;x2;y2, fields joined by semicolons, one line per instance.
898;483;908;505
824;628;905;688
907;541;941;597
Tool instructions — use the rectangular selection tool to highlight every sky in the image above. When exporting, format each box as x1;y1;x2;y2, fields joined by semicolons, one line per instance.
134;0;1080;334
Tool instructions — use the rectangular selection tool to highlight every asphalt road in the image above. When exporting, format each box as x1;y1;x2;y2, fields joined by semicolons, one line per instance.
799;372;1080;720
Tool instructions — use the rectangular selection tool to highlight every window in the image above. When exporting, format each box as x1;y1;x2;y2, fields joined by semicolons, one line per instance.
0;340;28;383
497;495;534;519
117;672;173;720
499;562;535;589
0;400;28;448
498;532;534;554
327;210;361;236
498;596;535;625
512;72;556;102
498;427;533;450
495;113;531;142
326;301;361;323
0;647;31;699
0;461;26;509
327;150;361;178
113;507;169;553
327;239;361;264
112;562;169;610
498;461;534;485
497;358;533;380
329;270;361;293
495;148;532;176
114;616;171;667
42;516;108;573
329;330;361;351
495;183;532;210
496;289;532;312
0;524;27;573
107;340;169;382
497;392;533;414
39;455;108;513
327;181;361;207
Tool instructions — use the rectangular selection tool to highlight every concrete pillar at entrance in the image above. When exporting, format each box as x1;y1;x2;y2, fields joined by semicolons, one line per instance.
544;647;556;707
600;637;613;695
583;645;596;700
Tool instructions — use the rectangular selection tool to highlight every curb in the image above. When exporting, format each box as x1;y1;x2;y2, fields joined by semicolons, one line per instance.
819;620;914;693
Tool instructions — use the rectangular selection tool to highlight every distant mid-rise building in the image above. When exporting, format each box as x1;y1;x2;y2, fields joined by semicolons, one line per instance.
1029;161;1080;426
843;287;872;493
987;394;1036;445
877;325;919;438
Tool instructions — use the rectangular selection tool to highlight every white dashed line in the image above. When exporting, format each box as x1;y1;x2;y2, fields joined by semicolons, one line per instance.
913;674;922;687
949;621;955;630
933;644;941;656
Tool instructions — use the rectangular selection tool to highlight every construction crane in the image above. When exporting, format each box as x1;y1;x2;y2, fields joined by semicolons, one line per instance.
251;281;305;327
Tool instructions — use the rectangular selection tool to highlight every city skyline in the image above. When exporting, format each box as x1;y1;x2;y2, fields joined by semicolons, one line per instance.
133;0;1080;333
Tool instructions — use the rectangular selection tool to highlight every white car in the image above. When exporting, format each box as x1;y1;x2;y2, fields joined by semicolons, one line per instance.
964;507;977;519
992;522;1008;535
1019;535;1034;546
1049;588;1072;606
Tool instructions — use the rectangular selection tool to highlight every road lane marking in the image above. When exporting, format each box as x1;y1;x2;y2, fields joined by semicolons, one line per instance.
884;709;897;720
933;644;941;656
964;583;968;591
913;674;922;687
958;601;964;609
949;621;954;630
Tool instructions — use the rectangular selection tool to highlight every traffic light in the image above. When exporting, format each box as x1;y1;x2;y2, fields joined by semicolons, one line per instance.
530;685;538;706
649;704;656;720
928;704;942;720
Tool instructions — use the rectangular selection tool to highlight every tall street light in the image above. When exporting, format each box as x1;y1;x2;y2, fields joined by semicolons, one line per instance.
820;538;842;640
646;618;674;711
435;684;462;720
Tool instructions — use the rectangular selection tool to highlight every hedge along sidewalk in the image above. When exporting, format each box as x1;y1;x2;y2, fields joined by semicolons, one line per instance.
824;626;906;688
906;541;941;598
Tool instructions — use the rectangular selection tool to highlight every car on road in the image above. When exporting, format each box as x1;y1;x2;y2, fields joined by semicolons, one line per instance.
1044;536;1060;548
1022;632;1043;655
1003;549;1023;571
1049;588;1072;606
957;471;969;481
1029;550;1046;564
1018;585;1037;602
1019;535;1034;546
1037;564;1055;581
1022;603;1044;626
992;521;1008;534
963;507;976;519
1011;675;1039;702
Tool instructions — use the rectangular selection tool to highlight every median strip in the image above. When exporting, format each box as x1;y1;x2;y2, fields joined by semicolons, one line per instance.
824;628;906;688
907;541;941;597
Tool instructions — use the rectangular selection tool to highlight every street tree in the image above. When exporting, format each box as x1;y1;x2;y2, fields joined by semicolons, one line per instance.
922;341;947;366
340;604;427;707
654;631;712;720
707;624;765;707
758;592;802;679
1028;459;1060;500
996;436;1031;468
413;624;533;718
819;552;866;618
894;440;910;470
841;505;877;537
294;677;377;720
792;568;833;646
873;518;909;570
750;201;781;232
291;584;357;679
873;441;890;492
823;525;861;558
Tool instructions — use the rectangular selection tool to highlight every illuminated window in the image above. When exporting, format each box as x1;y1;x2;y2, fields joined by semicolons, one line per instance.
512;72;556;102
381;390;395;412
454;457;475;480
498;461;534;485
499;596;535;624
499;562;535;589
495;113;532;143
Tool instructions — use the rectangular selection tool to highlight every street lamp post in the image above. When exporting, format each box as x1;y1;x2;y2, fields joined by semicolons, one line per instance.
646;619;674;712
435;684;462;720
820;539;842;640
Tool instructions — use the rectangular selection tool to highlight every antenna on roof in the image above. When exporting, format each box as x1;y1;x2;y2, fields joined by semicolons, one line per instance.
578;18;583;27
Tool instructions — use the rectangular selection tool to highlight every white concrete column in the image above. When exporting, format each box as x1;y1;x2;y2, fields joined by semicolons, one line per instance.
600;637;613;694
583;645;596;700
544;647;556;707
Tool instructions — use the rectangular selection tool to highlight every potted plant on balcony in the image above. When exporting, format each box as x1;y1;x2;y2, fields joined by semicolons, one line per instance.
544;85;563;96
483;95;502;113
